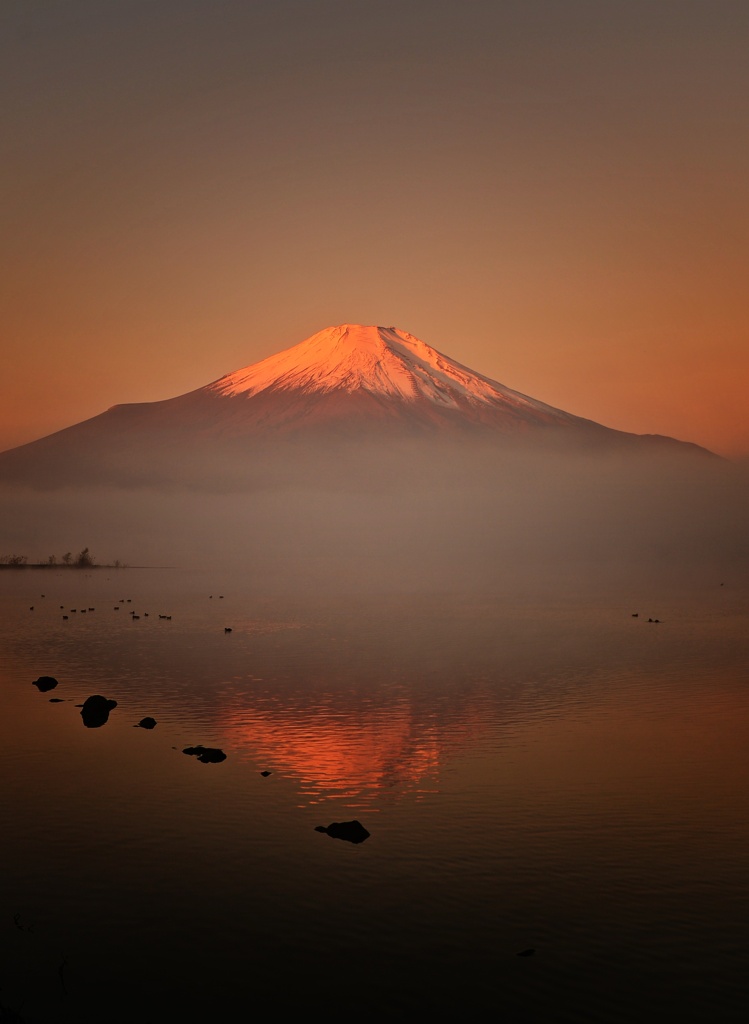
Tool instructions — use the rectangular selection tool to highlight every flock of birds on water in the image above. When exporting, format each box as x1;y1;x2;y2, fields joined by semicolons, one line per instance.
26;589;370;847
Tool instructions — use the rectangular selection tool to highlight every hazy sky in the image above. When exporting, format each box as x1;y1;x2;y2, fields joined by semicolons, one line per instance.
2;0;748;456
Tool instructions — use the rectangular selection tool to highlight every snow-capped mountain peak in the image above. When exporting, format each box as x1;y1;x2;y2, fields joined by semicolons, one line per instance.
0;323;712;492
206;324;540;412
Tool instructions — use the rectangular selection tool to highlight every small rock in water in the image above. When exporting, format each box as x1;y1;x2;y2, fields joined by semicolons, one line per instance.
136;717;157;730
516;948;535;957
33;676;58;692
224;627;232;633
80;694;117;728
260;770;272;777
183;745;227;764
314;820;370;844
49;698;65;703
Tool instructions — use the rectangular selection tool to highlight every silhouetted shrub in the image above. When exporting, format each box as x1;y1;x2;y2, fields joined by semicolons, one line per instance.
76;547;94;567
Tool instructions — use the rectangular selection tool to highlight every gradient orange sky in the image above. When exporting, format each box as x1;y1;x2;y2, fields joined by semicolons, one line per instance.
2;1;748;457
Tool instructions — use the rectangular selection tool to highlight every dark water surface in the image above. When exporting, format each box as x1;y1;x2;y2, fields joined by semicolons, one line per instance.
1;567;748;1021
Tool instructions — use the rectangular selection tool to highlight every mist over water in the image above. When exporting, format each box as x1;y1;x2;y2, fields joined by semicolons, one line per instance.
2;446;748;1021
2;445;747;590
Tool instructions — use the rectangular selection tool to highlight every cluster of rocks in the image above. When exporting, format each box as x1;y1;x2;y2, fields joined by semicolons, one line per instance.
30;674;370;845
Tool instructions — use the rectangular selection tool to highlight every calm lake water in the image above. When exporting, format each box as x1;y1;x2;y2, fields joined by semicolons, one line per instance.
1;566;748;1022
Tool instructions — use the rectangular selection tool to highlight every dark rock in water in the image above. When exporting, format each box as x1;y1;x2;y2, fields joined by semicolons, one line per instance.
33;676;58;692
516;948;536;957
81;694;117;728
314;820;370;844
136;717;157;729
49;698;65;703
260;770;272;777
183;745;226;764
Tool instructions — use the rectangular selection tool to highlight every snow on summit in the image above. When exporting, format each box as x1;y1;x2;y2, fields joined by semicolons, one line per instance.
207;324;549;413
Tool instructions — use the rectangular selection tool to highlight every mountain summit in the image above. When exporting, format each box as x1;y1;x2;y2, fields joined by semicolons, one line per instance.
0;323;711;488
198;323;585;433
207;324;567;418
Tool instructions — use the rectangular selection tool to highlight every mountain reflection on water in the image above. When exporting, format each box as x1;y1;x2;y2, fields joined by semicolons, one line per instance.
2;566;749;1022
221;686;490;806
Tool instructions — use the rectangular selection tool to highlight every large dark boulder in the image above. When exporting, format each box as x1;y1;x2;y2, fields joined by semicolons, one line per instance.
33;676;58;692
314;820;370;844
80;694;117;728
182;745;226;764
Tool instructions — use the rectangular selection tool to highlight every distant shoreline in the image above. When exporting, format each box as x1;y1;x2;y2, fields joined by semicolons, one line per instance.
0;563;126;570
0;565;180;573
0;563;177;570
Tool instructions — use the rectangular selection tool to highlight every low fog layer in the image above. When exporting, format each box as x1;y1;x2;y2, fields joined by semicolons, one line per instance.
2;441;746;595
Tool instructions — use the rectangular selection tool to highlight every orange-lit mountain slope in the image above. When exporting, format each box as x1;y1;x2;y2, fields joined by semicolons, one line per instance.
0;324;712;488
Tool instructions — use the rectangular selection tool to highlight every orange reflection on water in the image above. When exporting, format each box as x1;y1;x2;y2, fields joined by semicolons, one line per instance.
222;690;489;806
225;702;438;804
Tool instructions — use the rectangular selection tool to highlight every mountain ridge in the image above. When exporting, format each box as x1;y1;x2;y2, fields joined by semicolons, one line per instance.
0;323;714;488
201;323;584;430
